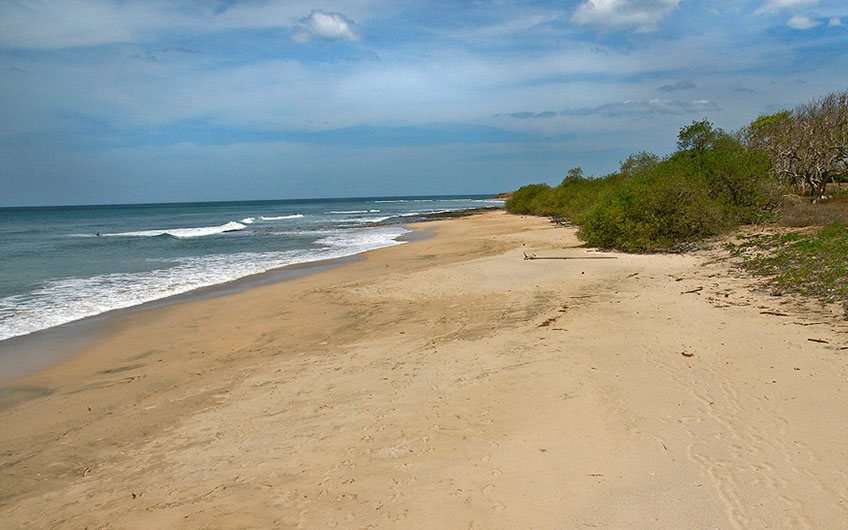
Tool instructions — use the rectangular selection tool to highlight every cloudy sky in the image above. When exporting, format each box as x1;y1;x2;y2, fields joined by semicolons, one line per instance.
1;0;846;206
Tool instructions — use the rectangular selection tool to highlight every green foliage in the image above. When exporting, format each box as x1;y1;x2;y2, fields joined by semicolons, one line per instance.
681;134;778;223
578;170;725;252
504;96;848;252
748;111;792;139
561;166;585;186
505;184;551;214
506;131;780;252
618;151;659;178
677;119;722;152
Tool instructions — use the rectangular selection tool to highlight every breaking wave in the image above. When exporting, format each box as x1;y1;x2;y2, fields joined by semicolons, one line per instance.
103;221;247;239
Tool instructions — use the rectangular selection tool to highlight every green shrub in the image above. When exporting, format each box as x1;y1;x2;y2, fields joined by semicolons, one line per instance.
506;127;780;252
505;184;551;214
579;168;726;252
506;90;847;255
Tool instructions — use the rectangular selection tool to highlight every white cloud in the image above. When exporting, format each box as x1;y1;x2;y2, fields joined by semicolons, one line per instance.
786;15;820;29
292;10;358;42
571;0;681;32
828;17;843;26
756;0;819;14
0;0;382;49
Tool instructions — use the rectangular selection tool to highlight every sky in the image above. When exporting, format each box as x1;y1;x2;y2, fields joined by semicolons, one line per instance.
1;0;847;206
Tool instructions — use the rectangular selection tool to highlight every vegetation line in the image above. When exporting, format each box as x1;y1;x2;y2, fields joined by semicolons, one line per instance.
506;89;847;253
506;89;847;314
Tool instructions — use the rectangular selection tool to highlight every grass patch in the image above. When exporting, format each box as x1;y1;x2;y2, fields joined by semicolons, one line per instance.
780;195;848;227
728;224;848;313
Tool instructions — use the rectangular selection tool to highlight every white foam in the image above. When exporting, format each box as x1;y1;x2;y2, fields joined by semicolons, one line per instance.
336;216;392;224
241;217;255;224
260;214;304;221
316;226;409;249
395;208;462;217
0;226;409;342
329;209;381;214
103;221;247;239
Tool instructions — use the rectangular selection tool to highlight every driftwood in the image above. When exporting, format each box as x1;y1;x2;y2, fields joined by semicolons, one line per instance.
760;310;790;317
681;287;704;295
523;252;617;261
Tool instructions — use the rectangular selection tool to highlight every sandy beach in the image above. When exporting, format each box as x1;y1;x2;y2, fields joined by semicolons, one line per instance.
1;211;847;529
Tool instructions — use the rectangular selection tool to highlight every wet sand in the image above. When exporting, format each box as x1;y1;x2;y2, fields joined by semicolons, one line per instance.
1;211;846;529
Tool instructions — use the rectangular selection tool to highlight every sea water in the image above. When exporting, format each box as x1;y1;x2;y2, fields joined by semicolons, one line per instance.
0;196;502;342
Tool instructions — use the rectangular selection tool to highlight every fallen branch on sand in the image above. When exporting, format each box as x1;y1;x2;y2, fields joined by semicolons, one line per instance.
681;287;704;295
523;252;617;261
760;310;790;317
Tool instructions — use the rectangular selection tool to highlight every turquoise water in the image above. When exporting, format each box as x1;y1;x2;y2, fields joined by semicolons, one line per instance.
0;196;501;342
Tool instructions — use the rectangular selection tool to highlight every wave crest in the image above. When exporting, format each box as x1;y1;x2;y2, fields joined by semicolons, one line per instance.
103;221;247;239
260;214;304;221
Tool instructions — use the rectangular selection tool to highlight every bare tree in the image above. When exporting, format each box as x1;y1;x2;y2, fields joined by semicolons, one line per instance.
747;90;848;199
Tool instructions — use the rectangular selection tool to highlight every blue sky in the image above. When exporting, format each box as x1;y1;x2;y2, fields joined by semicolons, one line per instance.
1;0;847;206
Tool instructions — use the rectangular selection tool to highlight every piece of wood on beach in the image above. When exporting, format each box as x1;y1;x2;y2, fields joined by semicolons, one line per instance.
523;251;617;261
807;338;829;344
760;310;791;317
681;287;704;295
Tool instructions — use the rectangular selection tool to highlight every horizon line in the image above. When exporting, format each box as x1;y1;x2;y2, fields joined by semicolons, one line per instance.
0;192;504;210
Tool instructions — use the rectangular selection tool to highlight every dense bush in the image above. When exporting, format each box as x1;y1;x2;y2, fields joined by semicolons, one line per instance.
506;122;779;252
505;184;551;214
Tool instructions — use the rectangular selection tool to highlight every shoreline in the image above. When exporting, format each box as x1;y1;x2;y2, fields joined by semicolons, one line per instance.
2;211;846;528
0;252;360;384
0;214;450;383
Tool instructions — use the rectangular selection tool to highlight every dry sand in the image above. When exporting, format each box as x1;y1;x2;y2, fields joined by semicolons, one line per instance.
1;211;847;529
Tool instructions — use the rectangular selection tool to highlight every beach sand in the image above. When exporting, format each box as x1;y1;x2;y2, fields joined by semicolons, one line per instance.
1;211;846;529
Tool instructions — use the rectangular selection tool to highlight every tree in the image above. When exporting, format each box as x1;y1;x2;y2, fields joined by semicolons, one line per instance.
746;111;792;146
561;166;585;186
746;91;848;199
678;120;722;152
619;151;659;177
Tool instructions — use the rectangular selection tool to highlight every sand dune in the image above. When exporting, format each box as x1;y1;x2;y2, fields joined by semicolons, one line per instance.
1;211;846;529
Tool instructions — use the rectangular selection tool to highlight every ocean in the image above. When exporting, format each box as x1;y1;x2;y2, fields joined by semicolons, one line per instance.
0;195;502;343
